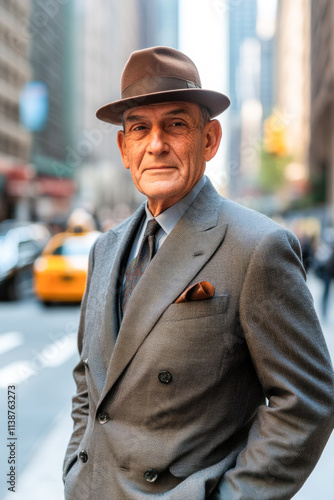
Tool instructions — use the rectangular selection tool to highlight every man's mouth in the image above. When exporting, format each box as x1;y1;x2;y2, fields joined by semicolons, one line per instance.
144;165;176;172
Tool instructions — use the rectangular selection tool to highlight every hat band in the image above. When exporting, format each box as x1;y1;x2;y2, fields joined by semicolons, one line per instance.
122;77;201;99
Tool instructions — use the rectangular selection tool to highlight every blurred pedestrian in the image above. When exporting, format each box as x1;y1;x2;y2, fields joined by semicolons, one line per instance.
299;232;314;272
321;246;334;318
63;47;334;500
290;217;318;273
313;228;334;318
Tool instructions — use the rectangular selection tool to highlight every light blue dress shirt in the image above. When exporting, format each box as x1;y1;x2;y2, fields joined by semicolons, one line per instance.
126;175;207;265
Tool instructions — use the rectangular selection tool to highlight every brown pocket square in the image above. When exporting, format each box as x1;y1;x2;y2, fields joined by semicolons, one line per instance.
175;281;215;303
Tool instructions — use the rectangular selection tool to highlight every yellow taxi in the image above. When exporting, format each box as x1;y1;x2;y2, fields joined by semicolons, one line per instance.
33;229;100;304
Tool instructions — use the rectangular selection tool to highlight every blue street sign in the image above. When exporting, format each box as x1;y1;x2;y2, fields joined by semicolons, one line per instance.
19;81;49;131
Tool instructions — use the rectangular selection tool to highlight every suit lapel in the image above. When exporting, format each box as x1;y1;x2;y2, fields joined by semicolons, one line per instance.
98;180;228;405
98;204;146;368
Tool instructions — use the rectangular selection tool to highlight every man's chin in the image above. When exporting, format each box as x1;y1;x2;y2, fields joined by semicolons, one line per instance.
142;168;178;182
139;176;181;195
141;182;186;210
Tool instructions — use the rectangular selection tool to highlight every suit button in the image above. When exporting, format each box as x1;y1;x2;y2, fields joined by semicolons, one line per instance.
144;469;159;482
79;450;88;463
83;358;89;369
98;412;109;424
158;371;172;384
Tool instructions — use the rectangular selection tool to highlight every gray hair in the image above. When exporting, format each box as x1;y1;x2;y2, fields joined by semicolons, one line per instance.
199;105;211;129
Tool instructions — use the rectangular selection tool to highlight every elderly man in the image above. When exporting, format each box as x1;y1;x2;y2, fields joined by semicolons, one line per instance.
63;46;334;500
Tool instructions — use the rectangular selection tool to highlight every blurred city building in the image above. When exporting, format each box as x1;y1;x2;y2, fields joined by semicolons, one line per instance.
138;0;179;48
272;0;311;208
309;0;334;226
228;0;276;207
228;0;257;198
28;0;76;225
0;0;32;220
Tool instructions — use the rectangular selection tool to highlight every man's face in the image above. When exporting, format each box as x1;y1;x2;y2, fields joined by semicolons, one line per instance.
117;101;221;215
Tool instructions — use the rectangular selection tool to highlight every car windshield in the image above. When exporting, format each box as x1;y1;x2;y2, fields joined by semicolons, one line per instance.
52;235;96;256
0;236;17;274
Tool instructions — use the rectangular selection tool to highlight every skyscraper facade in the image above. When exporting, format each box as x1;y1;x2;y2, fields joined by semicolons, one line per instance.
275;0;310;200
228;0;277;203
28;0;76;223
0;0;32;219
228;0;258;198
309;0;334;223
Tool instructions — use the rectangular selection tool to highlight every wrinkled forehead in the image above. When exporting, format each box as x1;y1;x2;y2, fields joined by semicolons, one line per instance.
122;100;202;123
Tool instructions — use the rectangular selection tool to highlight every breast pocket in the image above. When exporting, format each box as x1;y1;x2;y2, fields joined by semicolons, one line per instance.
162;295;230;321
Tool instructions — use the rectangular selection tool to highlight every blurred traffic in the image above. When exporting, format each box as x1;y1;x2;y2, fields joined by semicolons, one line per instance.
0;209;100;304
0;220;50;300
33;209;100;305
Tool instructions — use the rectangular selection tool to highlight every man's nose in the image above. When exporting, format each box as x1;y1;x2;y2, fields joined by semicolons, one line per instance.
147;127;169;155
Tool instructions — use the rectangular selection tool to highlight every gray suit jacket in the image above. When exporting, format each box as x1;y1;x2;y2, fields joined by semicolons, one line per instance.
63;180;334;499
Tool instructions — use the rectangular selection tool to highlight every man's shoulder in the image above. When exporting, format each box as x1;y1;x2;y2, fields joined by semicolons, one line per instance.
217;196;301;258
221;196;279;231
200;181;282;234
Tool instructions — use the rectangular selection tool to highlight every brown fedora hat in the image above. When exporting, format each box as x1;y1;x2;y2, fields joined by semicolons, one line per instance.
96;46;230;125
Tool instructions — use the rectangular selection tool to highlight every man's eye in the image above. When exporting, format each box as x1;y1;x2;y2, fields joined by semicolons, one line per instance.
171;121;185;127
132;125;147;131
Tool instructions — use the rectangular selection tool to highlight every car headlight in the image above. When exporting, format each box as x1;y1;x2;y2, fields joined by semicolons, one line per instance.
34;258;48;272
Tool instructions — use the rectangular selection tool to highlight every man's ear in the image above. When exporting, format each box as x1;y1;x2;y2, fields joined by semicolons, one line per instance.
117;130;130;169
202;119;222;162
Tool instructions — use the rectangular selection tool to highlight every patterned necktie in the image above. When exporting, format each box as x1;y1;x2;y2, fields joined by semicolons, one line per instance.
122;218;161;312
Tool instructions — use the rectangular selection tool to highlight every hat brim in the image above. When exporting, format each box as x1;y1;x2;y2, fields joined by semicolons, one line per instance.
96;88;230;125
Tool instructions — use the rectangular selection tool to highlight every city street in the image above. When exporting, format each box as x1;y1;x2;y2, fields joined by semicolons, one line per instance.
0;298;80;499
0;274;333;500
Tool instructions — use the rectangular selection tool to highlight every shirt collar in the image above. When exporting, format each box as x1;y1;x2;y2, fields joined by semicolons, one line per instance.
145;175;207;235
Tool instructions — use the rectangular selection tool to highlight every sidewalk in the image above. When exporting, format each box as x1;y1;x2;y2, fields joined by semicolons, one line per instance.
2;406;72;500
292;272;334;499
305;271;334;360
2;273;333;500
